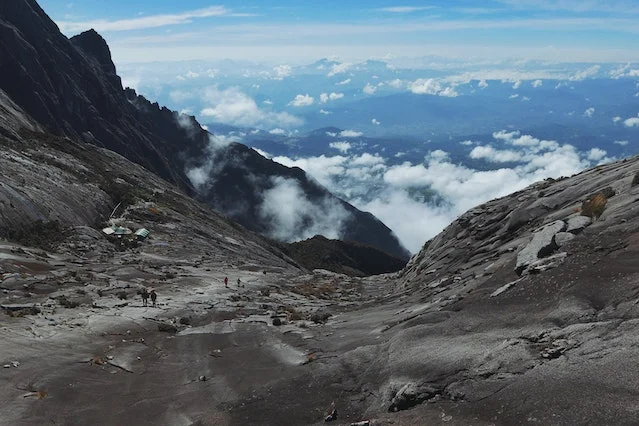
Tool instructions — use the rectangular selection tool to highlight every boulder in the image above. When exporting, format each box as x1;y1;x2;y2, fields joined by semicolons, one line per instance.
516;220;566;275
388;382;440;412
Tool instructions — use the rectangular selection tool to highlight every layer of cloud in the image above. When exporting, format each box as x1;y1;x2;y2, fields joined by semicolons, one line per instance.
268;130;605;252
58;6;231;32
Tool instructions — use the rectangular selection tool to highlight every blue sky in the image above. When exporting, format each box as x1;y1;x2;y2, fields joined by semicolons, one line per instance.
39;1;639;64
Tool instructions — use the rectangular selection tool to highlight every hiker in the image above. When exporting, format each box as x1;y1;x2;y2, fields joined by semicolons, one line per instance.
141;288;149;307
224;277;228;288
150;290;157;307
237;277;241;287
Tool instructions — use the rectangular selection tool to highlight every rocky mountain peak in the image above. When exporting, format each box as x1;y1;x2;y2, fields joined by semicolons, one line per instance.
70;29;117;75
0;0;409;259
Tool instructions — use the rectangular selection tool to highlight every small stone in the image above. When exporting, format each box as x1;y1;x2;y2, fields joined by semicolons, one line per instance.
3;364;10;368
198;375;207;382
324;408;337;422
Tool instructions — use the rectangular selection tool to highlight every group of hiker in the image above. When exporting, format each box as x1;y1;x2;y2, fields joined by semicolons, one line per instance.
140;275;245;306
140;288;157;307
224;276;244;288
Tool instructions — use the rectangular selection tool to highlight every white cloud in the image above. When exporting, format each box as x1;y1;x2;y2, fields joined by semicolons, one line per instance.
532;79;543;88
288;94;315;107
320;92;345;103
58;6;230;32
363;83;377;95
587;148;607;161
263;99;273;105
388;79;405;89
568;65;600;81
329;141;352;153
584;107;595;118
271;155;348;188
319;109;332;115
625;116;639;127
327;62;352;77
512;80;522;89
372;118;381;125
614;140;629;146
253;148;271;158
336;78;352;85
351;153;384;166
273;64;292;80
259;177;349;242
470;145;522;162
610;63;639;79
410;78;458;97
200;86;302;128
478;79;489;89
339;130;363;138
613;116;622;123
509;94;519;99
460;140;474;146
186;134;239;189
269;128;287;135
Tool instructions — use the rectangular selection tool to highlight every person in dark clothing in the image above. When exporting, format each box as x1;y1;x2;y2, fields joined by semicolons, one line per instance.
150;290;157;307
141;288;149;307
224;277;228;288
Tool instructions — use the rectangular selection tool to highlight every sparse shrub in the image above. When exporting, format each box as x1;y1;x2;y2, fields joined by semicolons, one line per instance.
632;172;639;187
116;291;127;300
581;192;608;220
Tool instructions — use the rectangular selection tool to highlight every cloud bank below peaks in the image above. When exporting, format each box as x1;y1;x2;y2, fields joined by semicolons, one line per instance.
262;130;610;252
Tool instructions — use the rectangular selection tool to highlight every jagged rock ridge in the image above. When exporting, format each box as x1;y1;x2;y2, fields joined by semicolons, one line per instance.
0;0;409;259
